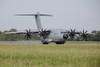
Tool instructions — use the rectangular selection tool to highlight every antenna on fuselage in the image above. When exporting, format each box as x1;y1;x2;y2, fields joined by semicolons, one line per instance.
15;12;53;31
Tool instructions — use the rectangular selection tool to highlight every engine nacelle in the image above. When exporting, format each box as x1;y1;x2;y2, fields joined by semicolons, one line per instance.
63;34;68;39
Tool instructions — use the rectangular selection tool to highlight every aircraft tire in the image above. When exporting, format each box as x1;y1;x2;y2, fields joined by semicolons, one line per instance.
42;42;48;44
55;41;65;44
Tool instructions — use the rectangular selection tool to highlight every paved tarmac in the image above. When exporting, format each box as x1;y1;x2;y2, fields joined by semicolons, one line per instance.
0;41;42;45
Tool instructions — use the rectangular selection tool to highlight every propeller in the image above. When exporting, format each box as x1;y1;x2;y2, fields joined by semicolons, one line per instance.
24;29;32;40
80;30;88;41
39;29;50;39
69;29;76;39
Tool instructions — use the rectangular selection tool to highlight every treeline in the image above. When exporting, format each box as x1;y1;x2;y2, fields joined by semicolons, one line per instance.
0;29;100;41
0;29;40;41
87;30;100;41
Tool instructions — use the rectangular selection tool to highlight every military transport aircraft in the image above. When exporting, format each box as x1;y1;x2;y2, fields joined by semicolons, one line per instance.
6;12;89;44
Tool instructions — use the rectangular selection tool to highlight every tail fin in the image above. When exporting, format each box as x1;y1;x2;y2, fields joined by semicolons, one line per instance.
16;12;53;30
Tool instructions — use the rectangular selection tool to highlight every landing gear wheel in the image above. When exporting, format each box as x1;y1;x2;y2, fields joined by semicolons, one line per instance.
42;42;48;44
55;42;65;44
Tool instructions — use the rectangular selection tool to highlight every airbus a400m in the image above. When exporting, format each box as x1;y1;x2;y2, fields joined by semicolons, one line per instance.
7;12;90;44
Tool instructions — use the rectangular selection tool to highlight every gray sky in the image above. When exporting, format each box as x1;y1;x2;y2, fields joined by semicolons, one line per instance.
0;0;100;32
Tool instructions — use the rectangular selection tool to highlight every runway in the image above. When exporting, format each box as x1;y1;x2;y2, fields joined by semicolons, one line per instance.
0;41;42;45
0;41;100;45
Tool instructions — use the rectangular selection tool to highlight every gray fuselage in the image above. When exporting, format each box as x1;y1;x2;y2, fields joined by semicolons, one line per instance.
41;29;68;43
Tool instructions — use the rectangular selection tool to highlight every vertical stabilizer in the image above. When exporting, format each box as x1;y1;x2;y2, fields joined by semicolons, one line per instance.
15;12;53;31
35;12;42;30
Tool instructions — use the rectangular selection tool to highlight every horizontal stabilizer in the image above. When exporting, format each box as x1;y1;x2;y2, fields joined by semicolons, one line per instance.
15;14;53;16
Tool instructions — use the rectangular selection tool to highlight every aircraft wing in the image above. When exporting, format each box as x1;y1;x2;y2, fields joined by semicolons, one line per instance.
5;30;39;34
70;31;94;35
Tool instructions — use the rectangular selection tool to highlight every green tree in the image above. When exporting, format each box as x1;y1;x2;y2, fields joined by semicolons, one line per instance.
93;31;100;41
0;29;18;41
91;30;97;34
9;28;17;32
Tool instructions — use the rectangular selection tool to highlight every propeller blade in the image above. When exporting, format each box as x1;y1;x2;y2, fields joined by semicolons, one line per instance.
85;30;88;34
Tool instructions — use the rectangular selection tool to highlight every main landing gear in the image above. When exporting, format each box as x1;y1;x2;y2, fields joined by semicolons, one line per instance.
55;41;65;44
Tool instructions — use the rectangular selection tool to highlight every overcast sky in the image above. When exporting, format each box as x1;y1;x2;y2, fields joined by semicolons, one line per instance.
0;0;100;32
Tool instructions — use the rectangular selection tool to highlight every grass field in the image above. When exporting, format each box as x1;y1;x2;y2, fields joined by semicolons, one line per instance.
0;41;100;67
